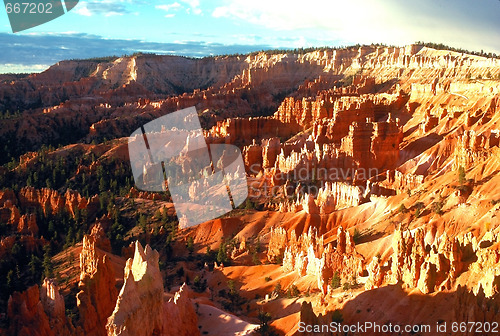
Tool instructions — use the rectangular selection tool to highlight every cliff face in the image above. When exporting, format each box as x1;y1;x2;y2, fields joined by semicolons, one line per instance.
39;279;73;336
298;301;337;336
232;90;404;214
208;117;299;147
7;285;54;336
162;284;200;336
106;242;200;336
0;55;248;112
3;45;500;336
7;280;74;336
454;285;500;324
106;242;164;336
6;239;201;336
0;187;100;256
18;187;99;217
270;226;363;294
388;229;500;297
77;230;117;336
271;183;364;215
390;228;463;293
3;45;498;157
0;187;103;263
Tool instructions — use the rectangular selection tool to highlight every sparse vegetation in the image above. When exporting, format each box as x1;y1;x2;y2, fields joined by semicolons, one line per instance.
432;200;444;215
42;245;54;279
458;166;466;185
245;198;256;210
252;250;261;265
216;238;230;265
342;282;351;291
0;109;22;120
490;199;500;206
414;41;499;59
186;236;195;253
286;284;300;298
256;237;262;253
193;275;208;293
414;202;425;218
353;228;361;244
270;253;284;265
220;280;246;312
70;55;120;63
3;39;500;332
350;275;358;287
256;310;279;336
272;281;283;297
398;204;409;214
331;271;341;289
204;246;217;265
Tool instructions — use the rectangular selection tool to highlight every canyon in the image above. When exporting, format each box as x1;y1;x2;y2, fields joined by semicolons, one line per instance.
1;44;500;335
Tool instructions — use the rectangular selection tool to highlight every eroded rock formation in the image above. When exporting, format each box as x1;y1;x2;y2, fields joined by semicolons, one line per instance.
388;228;499;295
19;187;99;217
272;226;363;294
7;280;74;336
106;242;200;336
2;45;500;336
77;230;117;336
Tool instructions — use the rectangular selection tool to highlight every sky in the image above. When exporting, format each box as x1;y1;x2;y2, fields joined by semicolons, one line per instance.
1;0;500;73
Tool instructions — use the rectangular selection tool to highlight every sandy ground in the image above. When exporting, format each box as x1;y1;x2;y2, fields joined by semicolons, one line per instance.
196;303;259;336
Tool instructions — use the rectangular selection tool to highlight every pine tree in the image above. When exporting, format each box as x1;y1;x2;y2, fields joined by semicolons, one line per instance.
331;271;341;289
28;254;42;281
139;214;148;233
6;270;14;290
99;176;108;192
458;166;466;185
217;240;228;264
42;245;54;279
186;236;194;253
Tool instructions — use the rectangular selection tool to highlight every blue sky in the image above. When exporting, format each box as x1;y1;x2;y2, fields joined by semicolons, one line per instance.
1;0;500;73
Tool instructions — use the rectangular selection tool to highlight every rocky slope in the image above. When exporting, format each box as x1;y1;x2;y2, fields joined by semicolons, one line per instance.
106;241;199;336
2;44;500;335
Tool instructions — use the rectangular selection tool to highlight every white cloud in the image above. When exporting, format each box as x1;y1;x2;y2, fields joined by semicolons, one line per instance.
74;4;92;16
211;0;387;44
156;2;182;12
292;36;308;48
156;1;200;17
156;2;182;18
72;0;131;17
212;6;228;18
0;64;50;74
211;0;500;52
180;0;202;15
